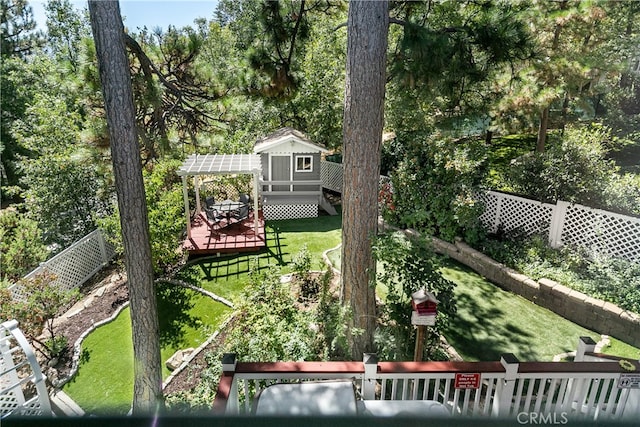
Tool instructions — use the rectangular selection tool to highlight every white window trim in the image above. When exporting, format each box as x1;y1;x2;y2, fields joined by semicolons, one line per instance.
295;155;313;172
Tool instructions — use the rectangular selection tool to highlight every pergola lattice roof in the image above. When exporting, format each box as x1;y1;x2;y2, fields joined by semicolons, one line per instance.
177;154;261;176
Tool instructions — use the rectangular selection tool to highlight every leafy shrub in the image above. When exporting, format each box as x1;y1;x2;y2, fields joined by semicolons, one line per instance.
602;172;640;216
388;132;487;244
223;260;318;361
0;271;79;360
506;124;639;216
373;232;456;361
478;233;640;314
0;208;48;283
97;158;185;274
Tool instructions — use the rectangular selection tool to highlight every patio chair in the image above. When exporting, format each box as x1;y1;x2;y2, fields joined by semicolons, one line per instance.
239;194;250;205
205;196;215;209
202;206;225;232
231;204;249;222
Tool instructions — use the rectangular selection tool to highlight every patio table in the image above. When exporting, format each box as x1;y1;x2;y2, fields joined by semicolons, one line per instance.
209;199;246;214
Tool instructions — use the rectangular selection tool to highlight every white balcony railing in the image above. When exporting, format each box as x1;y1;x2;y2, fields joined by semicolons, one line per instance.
213;339;640;421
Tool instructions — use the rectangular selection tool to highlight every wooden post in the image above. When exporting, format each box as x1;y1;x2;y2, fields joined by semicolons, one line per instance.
414;325;426;362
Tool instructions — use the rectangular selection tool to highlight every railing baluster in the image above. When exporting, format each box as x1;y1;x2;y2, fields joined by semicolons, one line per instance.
401;378;408;400
523;378;535;414
554;378;569;414
242;380;250;414
483;378;495;416
584;379;599;419
594;378;611;420
432;378;440;401
604;379;621;418
473;383;482;414
513;378;525;415
544;378;558;413
613;388;630;419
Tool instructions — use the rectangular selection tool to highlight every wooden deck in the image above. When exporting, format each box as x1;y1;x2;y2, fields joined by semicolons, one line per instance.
183;210;266;256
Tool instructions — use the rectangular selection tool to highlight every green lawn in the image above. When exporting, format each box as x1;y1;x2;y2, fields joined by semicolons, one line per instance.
441;259;639;361
63;287;232;415
326;246;639;361
63;306;133;415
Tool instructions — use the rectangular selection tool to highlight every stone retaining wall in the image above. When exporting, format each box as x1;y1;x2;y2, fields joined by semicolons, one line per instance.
429;235;640;348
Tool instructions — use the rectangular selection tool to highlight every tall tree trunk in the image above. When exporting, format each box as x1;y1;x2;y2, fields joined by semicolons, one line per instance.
88;0;163;414
536;106;549;153
537;0;567;152
341;0;389;360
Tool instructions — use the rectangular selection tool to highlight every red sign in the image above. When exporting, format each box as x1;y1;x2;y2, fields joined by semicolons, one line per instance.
454;373;481;389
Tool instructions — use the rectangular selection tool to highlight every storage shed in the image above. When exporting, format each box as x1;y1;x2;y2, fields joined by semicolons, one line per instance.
255;128;337;220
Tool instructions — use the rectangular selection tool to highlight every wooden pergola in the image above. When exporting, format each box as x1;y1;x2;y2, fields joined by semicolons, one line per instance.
177;154;262;239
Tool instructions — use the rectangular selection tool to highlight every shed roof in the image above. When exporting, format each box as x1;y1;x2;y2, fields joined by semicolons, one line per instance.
254;127;329;154
177;154;261;176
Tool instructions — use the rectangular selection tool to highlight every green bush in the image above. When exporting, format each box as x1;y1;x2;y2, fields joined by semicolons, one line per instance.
506;124;640;216
97;158;185;274
478;233;640;314
0;208;49;283
388;132;487;244
373;232;457;361
223;260;318;362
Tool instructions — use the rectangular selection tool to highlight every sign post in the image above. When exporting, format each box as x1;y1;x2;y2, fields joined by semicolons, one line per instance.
413;325;426;362
411;289;438;362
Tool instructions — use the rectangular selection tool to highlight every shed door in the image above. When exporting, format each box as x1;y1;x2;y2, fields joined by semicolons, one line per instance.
271;155;291;192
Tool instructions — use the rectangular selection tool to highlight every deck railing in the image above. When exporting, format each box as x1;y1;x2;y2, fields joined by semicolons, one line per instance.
213;339;640;421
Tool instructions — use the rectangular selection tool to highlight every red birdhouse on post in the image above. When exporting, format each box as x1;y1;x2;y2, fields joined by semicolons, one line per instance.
411;289;438;326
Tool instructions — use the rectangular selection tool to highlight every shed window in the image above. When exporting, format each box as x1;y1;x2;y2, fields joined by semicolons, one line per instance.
295;155;313;172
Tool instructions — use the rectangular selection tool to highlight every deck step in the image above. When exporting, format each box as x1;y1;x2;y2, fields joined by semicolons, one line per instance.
320;195;338;215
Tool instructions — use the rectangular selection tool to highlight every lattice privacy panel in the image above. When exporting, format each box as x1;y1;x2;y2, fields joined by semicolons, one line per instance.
9;230;115;303
479;191;555;235
1;320;52;419
199;175;253;203
264;204;318;220
321;161;343;193
560;203;640;262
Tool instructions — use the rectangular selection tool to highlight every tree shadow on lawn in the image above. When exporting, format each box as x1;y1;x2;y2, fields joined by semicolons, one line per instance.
156;283;201;349
441;258;545;361
445;290;536;361
194;227;289;281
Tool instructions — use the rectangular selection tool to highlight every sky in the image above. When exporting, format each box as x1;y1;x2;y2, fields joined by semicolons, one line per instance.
31;0;220;32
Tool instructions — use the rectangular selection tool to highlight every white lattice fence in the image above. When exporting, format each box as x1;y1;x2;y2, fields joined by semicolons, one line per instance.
555;202;640;263
482;191;640;263
263;204;318;220
9;230;115;302
479;191;555;235
321;160;343;193
199;175;253;203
